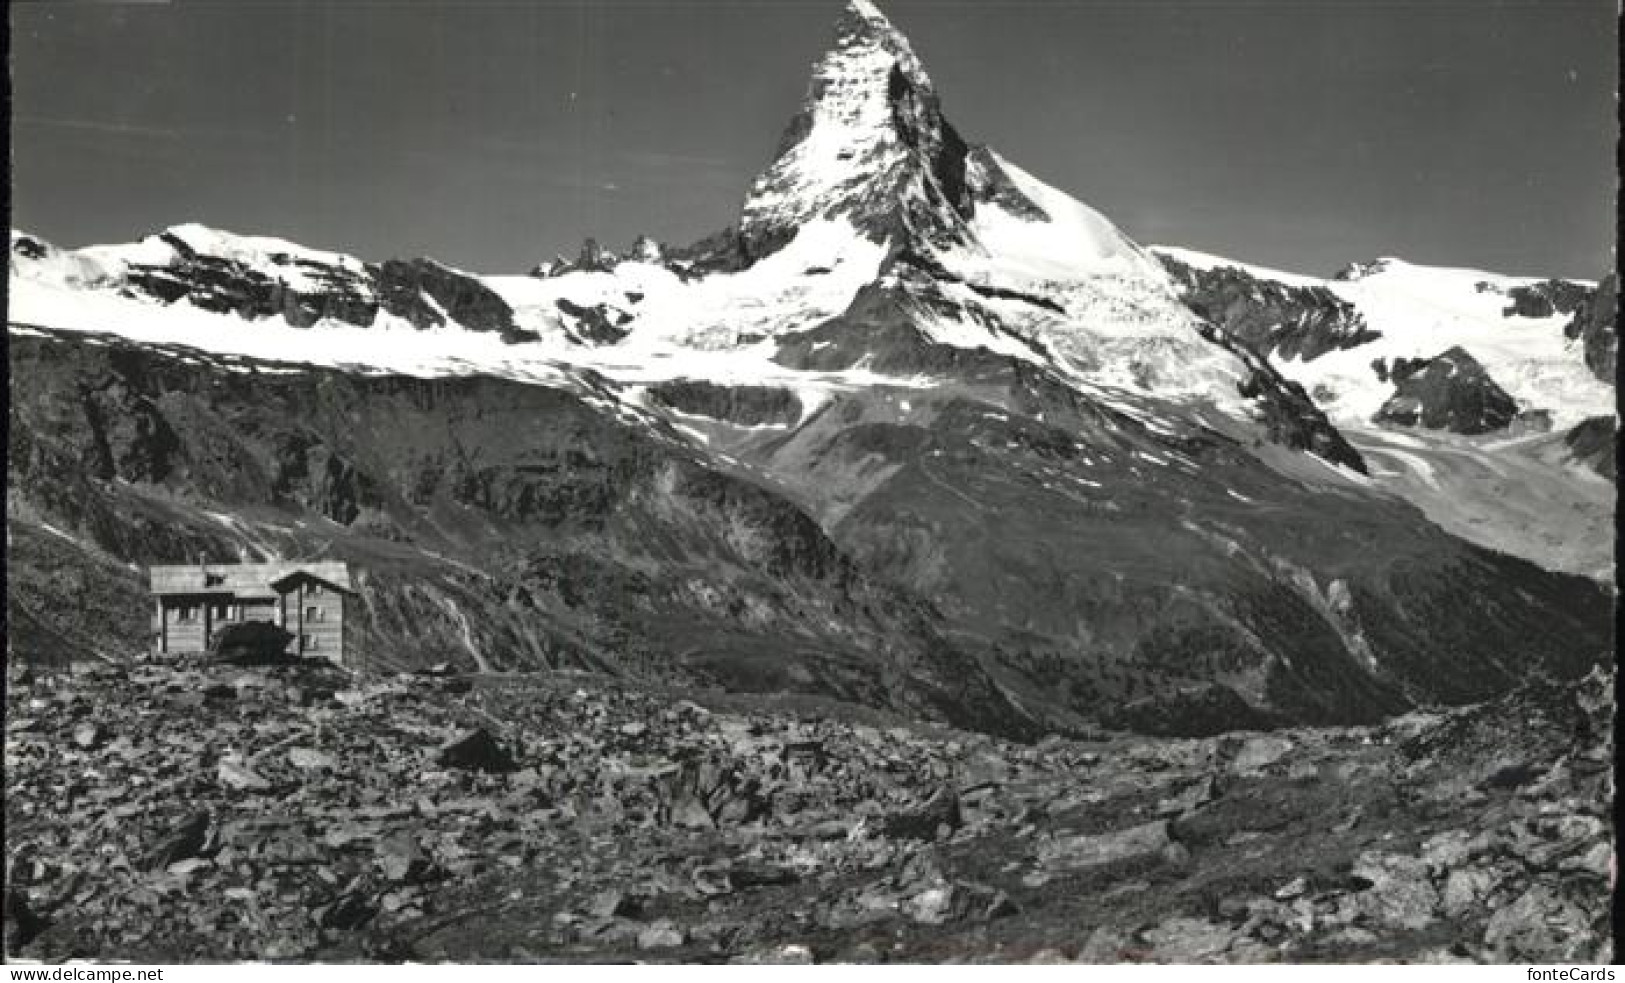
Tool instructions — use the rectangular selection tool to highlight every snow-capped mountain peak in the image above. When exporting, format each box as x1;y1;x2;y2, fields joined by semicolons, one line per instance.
738;0;978;258
5;1;1263;424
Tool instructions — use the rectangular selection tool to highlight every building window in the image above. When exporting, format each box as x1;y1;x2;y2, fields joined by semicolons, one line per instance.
302;634;318;650
306;606;324;622
176;604;198;623
308;584;323;596
212;602;235;621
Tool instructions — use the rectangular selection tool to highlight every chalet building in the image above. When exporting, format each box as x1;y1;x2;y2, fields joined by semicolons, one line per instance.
148;560;355;663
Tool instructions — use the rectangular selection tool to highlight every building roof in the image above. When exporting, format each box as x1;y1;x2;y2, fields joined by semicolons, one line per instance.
149;561;354;598
269;568;357;596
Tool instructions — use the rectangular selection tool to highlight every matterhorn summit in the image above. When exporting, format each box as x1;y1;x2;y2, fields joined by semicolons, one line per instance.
738;0;1162;280
738;0;978;255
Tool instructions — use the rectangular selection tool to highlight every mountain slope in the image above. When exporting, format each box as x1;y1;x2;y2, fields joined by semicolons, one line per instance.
8;326;1040;736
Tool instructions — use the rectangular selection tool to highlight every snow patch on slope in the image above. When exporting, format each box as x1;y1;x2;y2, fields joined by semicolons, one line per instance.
968;152;1152;279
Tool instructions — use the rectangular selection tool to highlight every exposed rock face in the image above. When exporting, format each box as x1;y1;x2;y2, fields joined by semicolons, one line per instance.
575;238;617;273
1563;273;1617;383
1564;416;1615;481
531;237;666;279
1374;347;1520;434
11;231;49;261
125;232;379;329
646;380;803;428
1499;278;1592;319
554;298;632;345
628;235;664;264
1158;253;1380;362
1194;322;1368;472
1332;258;1394;281
371;258;523;341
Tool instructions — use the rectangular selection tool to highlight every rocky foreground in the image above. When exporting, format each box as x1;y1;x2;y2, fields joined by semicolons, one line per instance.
3;659;1613;963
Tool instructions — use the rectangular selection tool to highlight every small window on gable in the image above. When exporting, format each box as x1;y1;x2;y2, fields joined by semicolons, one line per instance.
205;573;226;587
308;584;323;596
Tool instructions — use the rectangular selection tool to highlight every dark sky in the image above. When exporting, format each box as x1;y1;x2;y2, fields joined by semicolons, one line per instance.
11;0;1618;277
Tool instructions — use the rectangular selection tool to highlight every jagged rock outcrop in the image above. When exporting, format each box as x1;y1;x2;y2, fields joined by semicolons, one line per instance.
11;231;49;261
1498;278;1592;319
1158;253;1380;362
1564;416;1615;481
1563;274;1617;383
1193;322;1368;472
1331;258;1394;281
1374;347;1520;434
555;298;632;345
627;235;664;264
531;236;667;278
125;232;379;329
371;258;525;341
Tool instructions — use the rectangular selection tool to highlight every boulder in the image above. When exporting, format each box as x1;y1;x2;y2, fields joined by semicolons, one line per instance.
1156;776;1218;817
1345;851;1439;930
217;755;272;792
287;747;338;772
2;888;46;951
436;727;517;773
374;834;434;884
1484;885;1597;962
72;721;106;750
1140;916;1239;962
882;784;962;841
1231;735;1294;775
316;881;379;931
1037;820;1173;873
147;810;212;870
636;920;686;950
